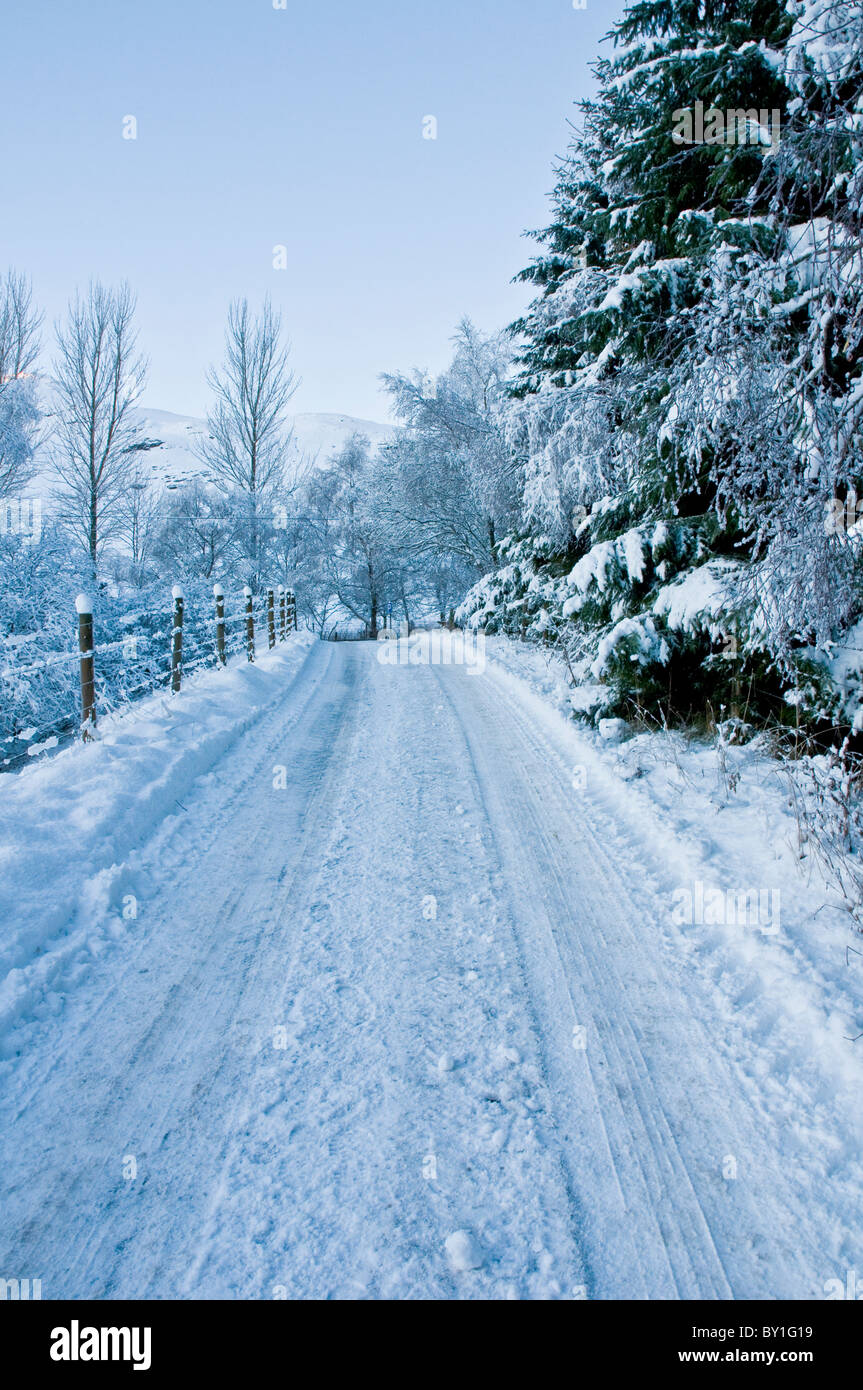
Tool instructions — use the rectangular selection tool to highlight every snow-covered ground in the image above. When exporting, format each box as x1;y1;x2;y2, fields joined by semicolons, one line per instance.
1;633;862;1299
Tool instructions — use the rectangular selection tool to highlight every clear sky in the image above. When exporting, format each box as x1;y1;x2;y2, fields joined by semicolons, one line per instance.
1;0;626;423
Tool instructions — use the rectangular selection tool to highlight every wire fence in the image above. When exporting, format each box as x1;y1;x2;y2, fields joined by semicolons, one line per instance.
0;582;298;774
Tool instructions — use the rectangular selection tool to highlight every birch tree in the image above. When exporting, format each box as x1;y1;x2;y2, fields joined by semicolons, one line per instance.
116;466;161;586
51;282;148;571
0;270;43;500
198;298;298;590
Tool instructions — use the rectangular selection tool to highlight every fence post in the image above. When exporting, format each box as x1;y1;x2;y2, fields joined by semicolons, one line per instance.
288;589;297;631
267;587;276;650
171;585;184;693
244;586;255;662
214;583;226;665
278;586;286;642
75;594;96;740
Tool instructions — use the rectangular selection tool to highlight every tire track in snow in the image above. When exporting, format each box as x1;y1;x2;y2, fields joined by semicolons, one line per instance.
0;641;362;1296
2;638;850;1299
183;650;590;1299
439;657;857;1298
431;665;732;1297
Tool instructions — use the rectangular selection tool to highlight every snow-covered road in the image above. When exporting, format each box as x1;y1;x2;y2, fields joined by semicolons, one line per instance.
1;637;862;1299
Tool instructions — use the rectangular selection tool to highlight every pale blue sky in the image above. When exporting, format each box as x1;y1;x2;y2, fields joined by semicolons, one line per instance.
1;0;625;421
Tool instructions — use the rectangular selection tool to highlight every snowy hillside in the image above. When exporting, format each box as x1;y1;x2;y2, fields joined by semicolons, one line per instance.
29;394;392;495
127;407;393;492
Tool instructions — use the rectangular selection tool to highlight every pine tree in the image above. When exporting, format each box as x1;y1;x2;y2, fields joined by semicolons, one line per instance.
493;0;858;728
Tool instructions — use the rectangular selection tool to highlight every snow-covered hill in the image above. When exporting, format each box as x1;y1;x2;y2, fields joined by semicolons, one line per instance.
129;407;393;491
28;386;392;495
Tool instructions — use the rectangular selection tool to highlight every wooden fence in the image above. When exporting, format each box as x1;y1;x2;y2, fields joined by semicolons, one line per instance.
74;585;298;740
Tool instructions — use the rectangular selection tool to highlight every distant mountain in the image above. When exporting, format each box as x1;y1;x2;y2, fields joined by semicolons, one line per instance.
27;388;393;496
130;407;393;491
290;412;394;468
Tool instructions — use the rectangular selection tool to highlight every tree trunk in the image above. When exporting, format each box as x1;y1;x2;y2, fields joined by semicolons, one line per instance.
487;516;497;567
369;560;378;639
89;491;98;569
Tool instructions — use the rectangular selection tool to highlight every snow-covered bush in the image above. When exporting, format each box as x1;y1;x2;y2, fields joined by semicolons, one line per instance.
459;510;861;737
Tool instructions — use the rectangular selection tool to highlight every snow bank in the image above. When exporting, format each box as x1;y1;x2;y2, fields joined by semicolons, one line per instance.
0;635;316;1047
480;634;863;1111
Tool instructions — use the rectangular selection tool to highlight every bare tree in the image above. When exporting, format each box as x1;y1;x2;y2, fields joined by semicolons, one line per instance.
381;319;520;572
199;298;299;589
51;282;148;572
315;433;396;638
116;466;161;585
153;481;236;580
0;270;41;385
0;270;43;499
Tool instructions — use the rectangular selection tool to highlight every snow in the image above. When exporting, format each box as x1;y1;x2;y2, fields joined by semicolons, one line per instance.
27;734;58;755
653;561;738;638
621;527;646;584
445;1230;483;1272
27;392;393;496
567;527;651;600
593;613;665;678
569;538;616;594
597;260;689;313
2;633;863;1299
829;618;863;686
827;620;863;725
0;634;315;1041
